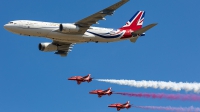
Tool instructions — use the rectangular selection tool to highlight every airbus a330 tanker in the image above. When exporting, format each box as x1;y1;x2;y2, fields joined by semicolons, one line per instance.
4;0;157;57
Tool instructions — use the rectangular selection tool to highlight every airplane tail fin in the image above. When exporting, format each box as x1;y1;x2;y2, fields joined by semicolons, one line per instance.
121;11;157;43
120;11;145;31
88;74;93;82
127;101;130;104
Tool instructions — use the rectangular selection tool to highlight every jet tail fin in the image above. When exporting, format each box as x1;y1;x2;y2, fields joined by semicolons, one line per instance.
127;101;130;104
120;11;145;31
84;74;91;78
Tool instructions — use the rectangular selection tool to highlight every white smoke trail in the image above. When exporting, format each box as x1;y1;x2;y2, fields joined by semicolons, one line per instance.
96;79;200;93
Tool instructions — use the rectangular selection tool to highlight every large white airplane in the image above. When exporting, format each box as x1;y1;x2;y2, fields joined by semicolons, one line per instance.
4;0;157;57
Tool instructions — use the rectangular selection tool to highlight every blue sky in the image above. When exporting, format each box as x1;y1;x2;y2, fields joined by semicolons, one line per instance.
1;0;200;112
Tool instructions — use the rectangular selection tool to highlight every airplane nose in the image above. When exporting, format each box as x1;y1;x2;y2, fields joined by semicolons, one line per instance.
4;24;11;31
68;77;75;80
4;24;8;29
108;104;116;107
89;91;95;94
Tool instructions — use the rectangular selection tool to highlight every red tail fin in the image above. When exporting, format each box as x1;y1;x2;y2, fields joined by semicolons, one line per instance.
127;101;130;104
120;11;145;31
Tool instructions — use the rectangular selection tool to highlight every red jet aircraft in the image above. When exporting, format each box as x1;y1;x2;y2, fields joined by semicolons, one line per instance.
108;101;131;111
68;74;92;85
89;87;113;98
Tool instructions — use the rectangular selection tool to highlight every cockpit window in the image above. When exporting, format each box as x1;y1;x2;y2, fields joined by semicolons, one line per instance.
8;21;17;24
8;22;14;24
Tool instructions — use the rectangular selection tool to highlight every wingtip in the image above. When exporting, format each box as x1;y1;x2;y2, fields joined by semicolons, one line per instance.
152;23;158;25
121;0;130;2
146;23;158;27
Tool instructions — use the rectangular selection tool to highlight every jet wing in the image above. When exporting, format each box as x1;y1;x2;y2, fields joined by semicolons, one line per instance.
75;0;129;34
52;41;75;57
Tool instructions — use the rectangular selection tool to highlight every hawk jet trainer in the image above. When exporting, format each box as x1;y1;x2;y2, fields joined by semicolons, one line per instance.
89;87;113;98
68;74;93;85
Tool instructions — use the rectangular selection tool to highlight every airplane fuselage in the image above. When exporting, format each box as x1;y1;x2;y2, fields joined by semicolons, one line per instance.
3;0;156;57
4;20;132;43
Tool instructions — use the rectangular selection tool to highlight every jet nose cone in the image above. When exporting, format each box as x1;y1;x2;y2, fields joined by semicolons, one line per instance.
89;91;95;94
108;104;115;107
4;24;12;31
68;77;75;80
4;24;8;30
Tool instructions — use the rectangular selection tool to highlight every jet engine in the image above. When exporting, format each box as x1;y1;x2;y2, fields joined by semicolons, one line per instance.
59;23;80;33
38;43;57;52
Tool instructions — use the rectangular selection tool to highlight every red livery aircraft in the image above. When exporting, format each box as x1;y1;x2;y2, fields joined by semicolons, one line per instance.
68;74;92;85
89;87;113;98
108;101;131;111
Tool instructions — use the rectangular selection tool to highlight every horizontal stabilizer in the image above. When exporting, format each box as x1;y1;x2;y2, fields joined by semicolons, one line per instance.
130;23;157;43
132;23;157;35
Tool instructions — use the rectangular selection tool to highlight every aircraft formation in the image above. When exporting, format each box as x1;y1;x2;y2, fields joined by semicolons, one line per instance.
68;74;131;111
4;0;199;111
68;74;200;111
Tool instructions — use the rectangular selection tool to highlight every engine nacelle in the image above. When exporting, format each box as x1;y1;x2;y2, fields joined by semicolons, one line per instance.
38;43;57;52
59;23;79;33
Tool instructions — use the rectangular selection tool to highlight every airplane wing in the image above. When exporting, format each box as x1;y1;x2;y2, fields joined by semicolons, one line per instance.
52;41;75;57
74;0;129;34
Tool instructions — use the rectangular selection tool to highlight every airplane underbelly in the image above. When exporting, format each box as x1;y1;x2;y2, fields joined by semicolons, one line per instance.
89;36;120;42
35;29;50;37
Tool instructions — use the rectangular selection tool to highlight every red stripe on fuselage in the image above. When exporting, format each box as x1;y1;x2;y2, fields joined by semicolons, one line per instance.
120;29;132;39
